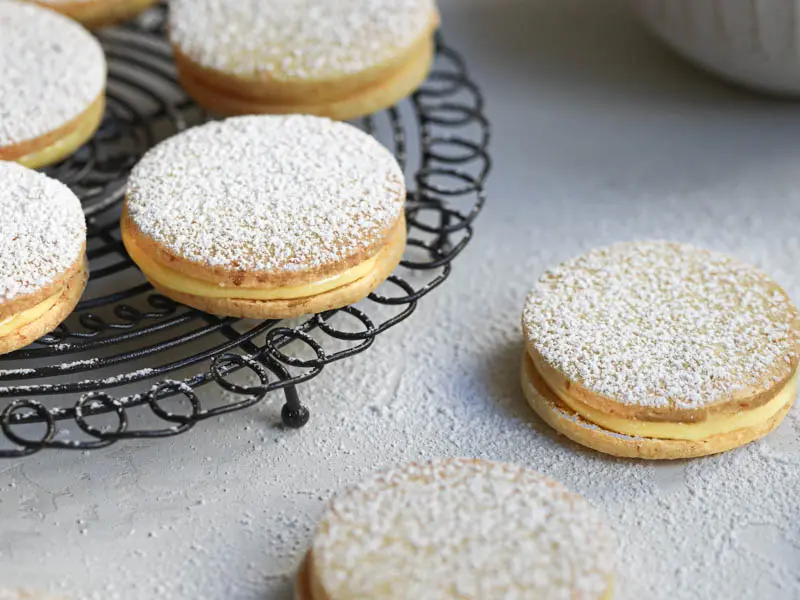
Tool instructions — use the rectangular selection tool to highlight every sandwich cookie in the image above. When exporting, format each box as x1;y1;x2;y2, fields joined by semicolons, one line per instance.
168;0;439;120
26;0;157;29
122;115;407;319
297;459;616;600
521;241;800;460
0;162;88;355
0;1;106;169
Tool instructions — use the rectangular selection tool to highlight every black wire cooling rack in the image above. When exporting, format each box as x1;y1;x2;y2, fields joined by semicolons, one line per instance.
0;6;490;457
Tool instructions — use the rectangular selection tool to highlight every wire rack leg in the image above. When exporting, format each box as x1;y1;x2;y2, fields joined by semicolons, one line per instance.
436;211;453;253
281;385;310;428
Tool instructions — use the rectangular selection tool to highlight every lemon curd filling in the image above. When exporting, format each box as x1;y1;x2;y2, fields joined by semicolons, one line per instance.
0;292;61;337
534;355;798;441
124;230;377;301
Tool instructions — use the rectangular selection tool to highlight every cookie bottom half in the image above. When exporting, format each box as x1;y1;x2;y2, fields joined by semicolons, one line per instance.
128;222;406;319
521;353;795;460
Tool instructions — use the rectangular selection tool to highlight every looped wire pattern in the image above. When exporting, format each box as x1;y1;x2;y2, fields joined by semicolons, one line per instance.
0;8;490;457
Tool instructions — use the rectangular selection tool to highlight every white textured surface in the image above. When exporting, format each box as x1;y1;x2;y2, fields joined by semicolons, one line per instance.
126;115;405;272
168;0;435;80
0;162;86;302
1;2;800;600
0;0;105;147
0;590;65;600
523;241;799;409
312;459;615;599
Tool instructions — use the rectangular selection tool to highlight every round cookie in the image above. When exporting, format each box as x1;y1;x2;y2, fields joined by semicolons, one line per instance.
298;459;616;600
168;0;439;120
0;1;106;169
0;161;88;355
122;115;407;319
26;0;157;29
521;241;800;460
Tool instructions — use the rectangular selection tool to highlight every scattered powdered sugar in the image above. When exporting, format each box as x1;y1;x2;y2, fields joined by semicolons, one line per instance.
0;0;105;147
126;115;405;273
523;241;800;409
0;161;86;302
312;458;615;600
168;0;435;80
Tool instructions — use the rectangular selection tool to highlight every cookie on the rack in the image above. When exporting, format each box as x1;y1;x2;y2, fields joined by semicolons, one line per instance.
521;241;800;460
122;114;406;319
25;0;157;28
0;162;88;355
168;0;439;120
0;1;106;169
296;459;616;600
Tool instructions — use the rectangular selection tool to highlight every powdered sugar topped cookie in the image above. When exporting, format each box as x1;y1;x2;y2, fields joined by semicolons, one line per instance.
169;0;436;81
125;115;405;273
307;459;616;600
122;114;406;319
0;161;86;302
523;241;800;410
0;1;105;148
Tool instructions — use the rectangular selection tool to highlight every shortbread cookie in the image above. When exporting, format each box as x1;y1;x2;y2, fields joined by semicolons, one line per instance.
168;0;439;120
522;241;800;459
122;115;406;319
26;0;156;28
0;1;106;168
0;161;88;355
297;459;616;599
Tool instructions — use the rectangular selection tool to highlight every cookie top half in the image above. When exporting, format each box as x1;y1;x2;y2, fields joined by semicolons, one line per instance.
168;0;438;81
523;241;800;412
0;161;86;309
125;115;405;282
311;459;616;600
0;0;106;150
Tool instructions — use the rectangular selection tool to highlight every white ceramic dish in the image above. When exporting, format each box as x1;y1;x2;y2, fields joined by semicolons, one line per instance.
630;0;800;95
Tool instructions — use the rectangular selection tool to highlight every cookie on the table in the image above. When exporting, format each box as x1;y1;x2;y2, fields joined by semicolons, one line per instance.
168;0;439;120
122;114;406;319
297;459;616;599
521;241;800;459
0;1;106;168
0;161;88;355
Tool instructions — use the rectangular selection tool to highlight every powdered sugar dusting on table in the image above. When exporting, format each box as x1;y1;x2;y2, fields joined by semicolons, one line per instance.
523;241;800;409
0;0;105;147
312;459;615;600
0;161;86;302
126;115;405;273
168;0;435;80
